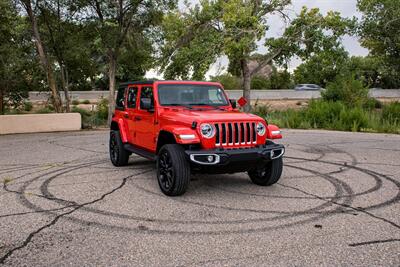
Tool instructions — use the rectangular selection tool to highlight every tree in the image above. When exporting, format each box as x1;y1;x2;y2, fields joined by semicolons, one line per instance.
75;0;175;124
293;48;349;87
0;0;42;113
357;0;400;88
19;0;63;112
161;2;353;111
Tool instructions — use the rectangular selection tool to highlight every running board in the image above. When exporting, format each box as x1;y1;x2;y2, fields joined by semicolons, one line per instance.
123;144;156;161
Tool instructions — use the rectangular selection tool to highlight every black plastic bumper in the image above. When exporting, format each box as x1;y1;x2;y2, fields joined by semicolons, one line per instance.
185;144;285;174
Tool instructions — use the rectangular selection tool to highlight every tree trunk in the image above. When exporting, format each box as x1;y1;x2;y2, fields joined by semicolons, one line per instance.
107;49;117;126
22;0;62;113
60;65;70;112
241;58;251;112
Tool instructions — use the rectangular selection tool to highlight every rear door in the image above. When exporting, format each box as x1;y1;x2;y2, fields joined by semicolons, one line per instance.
125;86;138;144
134;86;157;151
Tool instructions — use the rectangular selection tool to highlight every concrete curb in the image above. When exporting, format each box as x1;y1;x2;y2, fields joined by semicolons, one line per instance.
0;113;81;135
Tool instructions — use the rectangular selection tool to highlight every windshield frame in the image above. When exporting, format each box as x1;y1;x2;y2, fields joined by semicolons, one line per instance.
156;83;230;107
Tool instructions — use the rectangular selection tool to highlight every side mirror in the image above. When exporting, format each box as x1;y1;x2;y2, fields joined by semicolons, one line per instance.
229;99;237;109
140;98;154;112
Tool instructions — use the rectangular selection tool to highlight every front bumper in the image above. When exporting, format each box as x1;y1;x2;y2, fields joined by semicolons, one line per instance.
185;143;285;173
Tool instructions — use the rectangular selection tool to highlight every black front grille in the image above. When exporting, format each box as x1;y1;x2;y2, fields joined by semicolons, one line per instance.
214;122;257;146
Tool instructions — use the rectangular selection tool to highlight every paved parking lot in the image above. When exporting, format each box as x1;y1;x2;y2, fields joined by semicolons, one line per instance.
0;129;399;266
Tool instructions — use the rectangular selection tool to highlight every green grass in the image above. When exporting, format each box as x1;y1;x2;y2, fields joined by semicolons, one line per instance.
258;100;400;134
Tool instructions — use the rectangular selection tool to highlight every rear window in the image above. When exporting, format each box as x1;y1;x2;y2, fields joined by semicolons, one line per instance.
116;88;125;109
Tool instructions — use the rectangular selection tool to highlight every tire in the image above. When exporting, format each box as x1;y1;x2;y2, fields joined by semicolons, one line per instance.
157;144;190;196
109;130;129;166
248;156;283;186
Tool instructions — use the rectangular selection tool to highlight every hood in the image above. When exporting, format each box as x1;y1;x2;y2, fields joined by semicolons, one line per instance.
159;108;264;126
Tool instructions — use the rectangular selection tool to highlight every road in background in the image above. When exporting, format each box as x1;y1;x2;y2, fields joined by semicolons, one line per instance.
29;89;400;102
0;130;399;266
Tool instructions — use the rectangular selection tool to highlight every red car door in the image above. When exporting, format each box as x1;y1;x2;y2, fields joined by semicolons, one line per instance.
134;86;157;151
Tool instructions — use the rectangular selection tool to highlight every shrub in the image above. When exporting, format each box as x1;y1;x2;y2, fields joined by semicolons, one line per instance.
23;101;33;112
71;99;80;105
322;74;369;106
251;76;270;89
82;99;90;104
96;98;108;120
36;107;53;114
253;104;270;117
363;98;382;110
72;106;91;118
382;102;400;124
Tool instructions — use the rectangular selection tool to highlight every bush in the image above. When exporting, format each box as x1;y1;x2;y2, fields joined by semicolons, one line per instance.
71;100;108;128
36;107;53;114
96;98;108;120
251;76;270;89
81;99;90;104
255;99;400;134
72;99;80;105
382;102;400;124
363;98;382;110
23;101;33;112
322;74;369;106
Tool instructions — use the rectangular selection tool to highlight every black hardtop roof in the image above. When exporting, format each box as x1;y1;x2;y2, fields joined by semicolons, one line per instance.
119;80;156;87
118;80;221;87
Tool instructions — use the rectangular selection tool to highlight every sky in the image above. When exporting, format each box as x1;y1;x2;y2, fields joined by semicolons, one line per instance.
146;0;369;79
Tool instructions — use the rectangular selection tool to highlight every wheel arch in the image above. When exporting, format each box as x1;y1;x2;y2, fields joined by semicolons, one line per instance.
110;118;128;143
156;130;177;153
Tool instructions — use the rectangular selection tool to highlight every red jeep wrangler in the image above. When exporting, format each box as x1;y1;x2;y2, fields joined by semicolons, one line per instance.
109;81;284;196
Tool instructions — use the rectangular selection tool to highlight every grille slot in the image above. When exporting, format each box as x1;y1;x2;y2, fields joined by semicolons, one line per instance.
215;122;257;147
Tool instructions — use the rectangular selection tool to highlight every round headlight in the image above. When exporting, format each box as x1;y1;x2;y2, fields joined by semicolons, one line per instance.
200;123;215;138
256;122;266;136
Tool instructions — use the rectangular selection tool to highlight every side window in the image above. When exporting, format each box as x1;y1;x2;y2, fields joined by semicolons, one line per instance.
115;87;125;109
127;87;138;108
140;87;154;109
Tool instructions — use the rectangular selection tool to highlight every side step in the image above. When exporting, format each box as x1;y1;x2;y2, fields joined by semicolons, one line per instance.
123;144;156;161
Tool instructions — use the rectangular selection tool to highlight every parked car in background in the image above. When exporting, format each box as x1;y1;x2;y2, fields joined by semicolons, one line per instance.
294;84;322;91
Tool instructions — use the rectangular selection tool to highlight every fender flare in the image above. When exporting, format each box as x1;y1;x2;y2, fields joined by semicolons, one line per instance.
159;125;200;144
112;118;129;143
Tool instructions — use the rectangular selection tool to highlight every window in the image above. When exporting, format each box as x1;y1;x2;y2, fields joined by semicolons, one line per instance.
140;87;154;109
115;87;125;109
127;87;138;108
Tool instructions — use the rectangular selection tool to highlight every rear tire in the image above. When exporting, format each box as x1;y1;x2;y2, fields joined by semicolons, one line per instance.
109;130;129;166
248;157;283;186
157;144;190;196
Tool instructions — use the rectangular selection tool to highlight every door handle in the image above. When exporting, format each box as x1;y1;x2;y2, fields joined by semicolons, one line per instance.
134;116;142;121
123;113;129;119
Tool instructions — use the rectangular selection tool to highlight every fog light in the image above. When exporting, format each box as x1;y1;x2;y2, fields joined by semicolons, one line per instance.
207;155;214;162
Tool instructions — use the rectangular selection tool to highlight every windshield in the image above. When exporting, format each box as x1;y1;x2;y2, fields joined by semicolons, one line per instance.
157;84;229;106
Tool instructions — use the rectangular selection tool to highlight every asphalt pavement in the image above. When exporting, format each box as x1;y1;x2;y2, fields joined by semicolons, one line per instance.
0;129;399;266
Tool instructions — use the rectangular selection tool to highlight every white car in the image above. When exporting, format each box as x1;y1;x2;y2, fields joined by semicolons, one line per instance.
294;84;322;91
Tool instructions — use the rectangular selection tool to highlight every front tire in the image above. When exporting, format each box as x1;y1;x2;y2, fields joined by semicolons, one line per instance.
157;144;190;196
109;130;129;166
248;157;283;186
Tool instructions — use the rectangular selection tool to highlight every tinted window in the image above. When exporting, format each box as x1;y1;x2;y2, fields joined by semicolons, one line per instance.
127;87;138;108
140;87;154;109
116;87;125;109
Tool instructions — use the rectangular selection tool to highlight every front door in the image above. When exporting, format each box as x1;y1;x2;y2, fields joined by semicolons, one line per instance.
125;86;138;144
135;86;156;151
